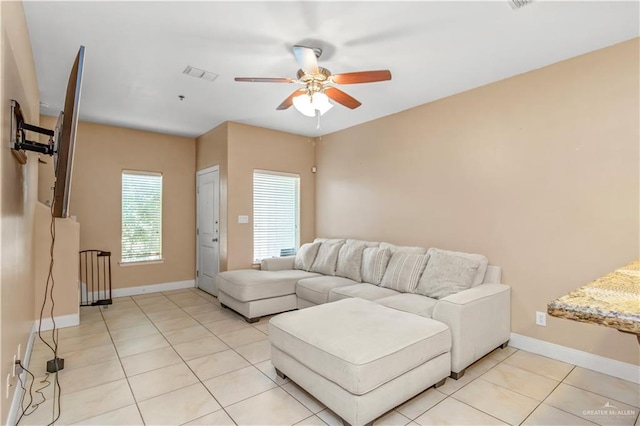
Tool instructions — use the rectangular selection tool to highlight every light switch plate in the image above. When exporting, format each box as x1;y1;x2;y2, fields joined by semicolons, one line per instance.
238;215;249;224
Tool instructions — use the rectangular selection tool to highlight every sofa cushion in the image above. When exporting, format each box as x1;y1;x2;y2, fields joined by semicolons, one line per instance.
426;248;488;287
294;242;321;271
310;241;345;276
296;276;359;305
335;241;367;282
269;298;451;395
380;242;427;255
380;253;429;293
375;294;439;318
361;247;391;285
416;251;479;299
216;269;320;302
329;283;400;302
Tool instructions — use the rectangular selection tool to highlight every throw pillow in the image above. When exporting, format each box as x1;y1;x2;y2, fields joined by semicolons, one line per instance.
335;241;367;282
346;239;380;248
426;248;488;286
294;242;321;271
361;247;391;285
314;237;346;245
379;242;427;255
380;253;430;293
416;251;480;299
310;241;345;276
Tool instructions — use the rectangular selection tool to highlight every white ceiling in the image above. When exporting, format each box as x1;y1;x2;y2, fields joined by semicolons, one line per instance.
23;1;639;139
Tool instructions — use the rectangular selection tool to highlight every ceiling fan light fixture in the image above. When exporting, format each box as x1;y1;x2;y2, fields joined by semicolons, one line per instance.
293;92;333;117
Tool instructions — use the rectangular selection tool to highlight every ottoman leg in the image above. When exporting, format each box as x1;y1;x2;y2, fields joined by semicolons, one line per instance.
450;369;465;380
434;378;446;388
500;341;509;349
344;422;373;426
275;368;287;380
244;316;259;324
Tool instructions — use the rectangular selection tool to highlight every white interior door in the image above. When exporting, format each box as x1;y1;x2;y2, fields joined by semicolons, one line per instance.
196;167;220;296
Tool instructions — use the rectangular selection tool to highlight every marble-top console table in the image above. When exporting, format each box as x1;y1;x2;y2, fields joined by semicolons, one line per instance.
548;259;640;342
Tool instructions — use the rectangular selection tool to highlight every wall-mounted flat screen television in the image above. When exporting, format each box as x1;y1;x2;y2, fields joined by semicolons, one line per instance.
52;45;85;218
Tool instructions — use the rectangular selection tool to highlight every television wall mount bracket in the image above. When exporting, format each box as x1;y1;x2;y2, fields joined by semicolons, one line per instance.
10;99;57;164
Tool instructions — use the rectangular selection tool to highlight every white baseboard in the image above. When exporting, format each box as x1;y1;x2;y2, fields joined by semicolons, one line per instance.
110;280;195;298
34;313;80;331
509;332;640;384
6;327;37;426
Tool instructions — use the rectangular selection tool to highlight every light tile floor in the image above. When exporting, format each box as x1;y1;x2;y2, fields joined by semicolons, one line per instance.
18;288;640;426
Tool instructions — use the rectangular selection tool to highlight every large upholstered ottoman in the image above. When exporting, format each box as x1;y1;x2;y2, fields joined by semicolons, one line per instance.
269;298;451;426
217;269;319;322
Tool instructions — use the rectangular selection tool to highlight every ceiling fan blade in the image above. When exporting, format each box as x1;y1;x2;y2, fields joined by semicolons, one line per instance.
324;87;362;109
277;89;306;110
235;77;296;83
332;70;392;84
292;45;319;75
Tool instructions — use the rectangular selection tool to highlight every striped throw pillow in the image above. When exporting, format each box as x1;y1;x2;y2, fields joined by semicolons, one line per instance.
380;252;430;293
361;247;391;285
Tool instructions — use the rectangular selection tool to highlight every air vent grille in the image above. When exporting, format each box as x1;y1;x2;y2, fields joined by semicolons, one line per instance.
509;0;535;9
183;66;219;82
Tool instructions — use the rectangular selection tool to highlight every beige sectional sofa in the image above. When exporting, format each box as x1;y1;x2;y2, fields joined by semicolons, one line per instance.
216;237;511;379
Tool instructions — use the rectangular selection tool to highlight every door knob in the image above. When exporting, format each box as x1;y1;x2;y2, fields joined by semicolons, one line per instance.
212;238;218;242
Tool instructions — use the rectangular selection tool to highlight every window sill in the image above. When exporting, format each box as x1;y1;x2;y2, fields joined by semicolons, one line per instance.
119;259;165;267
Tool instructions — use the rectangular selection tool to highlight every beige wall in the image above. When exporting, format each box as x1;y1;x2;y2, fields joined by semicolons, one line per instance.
0;1;39;421
40;116;197;289
34;202;79;321
226;123;316;270
196;122;229;270
315;39;639;365
196;122;316;271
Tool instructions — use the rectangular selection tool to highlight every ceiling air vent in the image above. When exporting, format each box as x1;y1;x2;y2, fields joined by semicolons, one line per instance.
509;0;535;9
183;66;219;82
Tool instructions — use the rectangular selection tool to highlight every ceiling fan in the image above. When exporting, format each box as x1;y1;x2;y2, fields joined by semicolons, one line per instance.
234;45;392;117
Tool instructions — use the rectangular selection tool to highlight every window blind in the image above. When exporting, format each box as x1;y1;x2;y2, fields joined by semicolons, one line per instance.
121;171;163;263
253;171;300;262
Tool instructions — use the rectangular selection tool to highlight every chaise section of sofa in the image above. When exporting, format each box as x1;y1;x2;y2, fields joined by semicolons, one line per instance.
216;256;320;322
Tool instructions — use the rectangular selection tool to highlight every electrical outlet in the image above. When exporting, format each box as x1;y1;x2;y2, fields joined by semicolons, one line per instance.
5;374;11;399
536;311;547;326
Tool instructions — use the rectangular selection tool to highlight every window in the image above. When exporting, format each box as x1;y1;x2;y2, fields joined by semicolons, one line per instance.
253;170;300;262
121;171;163;263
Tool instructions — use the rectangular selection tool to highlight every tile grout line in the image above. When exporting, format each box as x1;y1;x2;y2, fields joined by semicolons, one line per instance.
103;294;180;421
543;380;640;419
155;289;241;426
445;394;512;425
43;299;143;425
126;289;232;424
449;350;600;426
514;366;575;425
109;289;223;424
446;350;537;426
172;289;290;425
166;289;319;424
101;297;148;425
